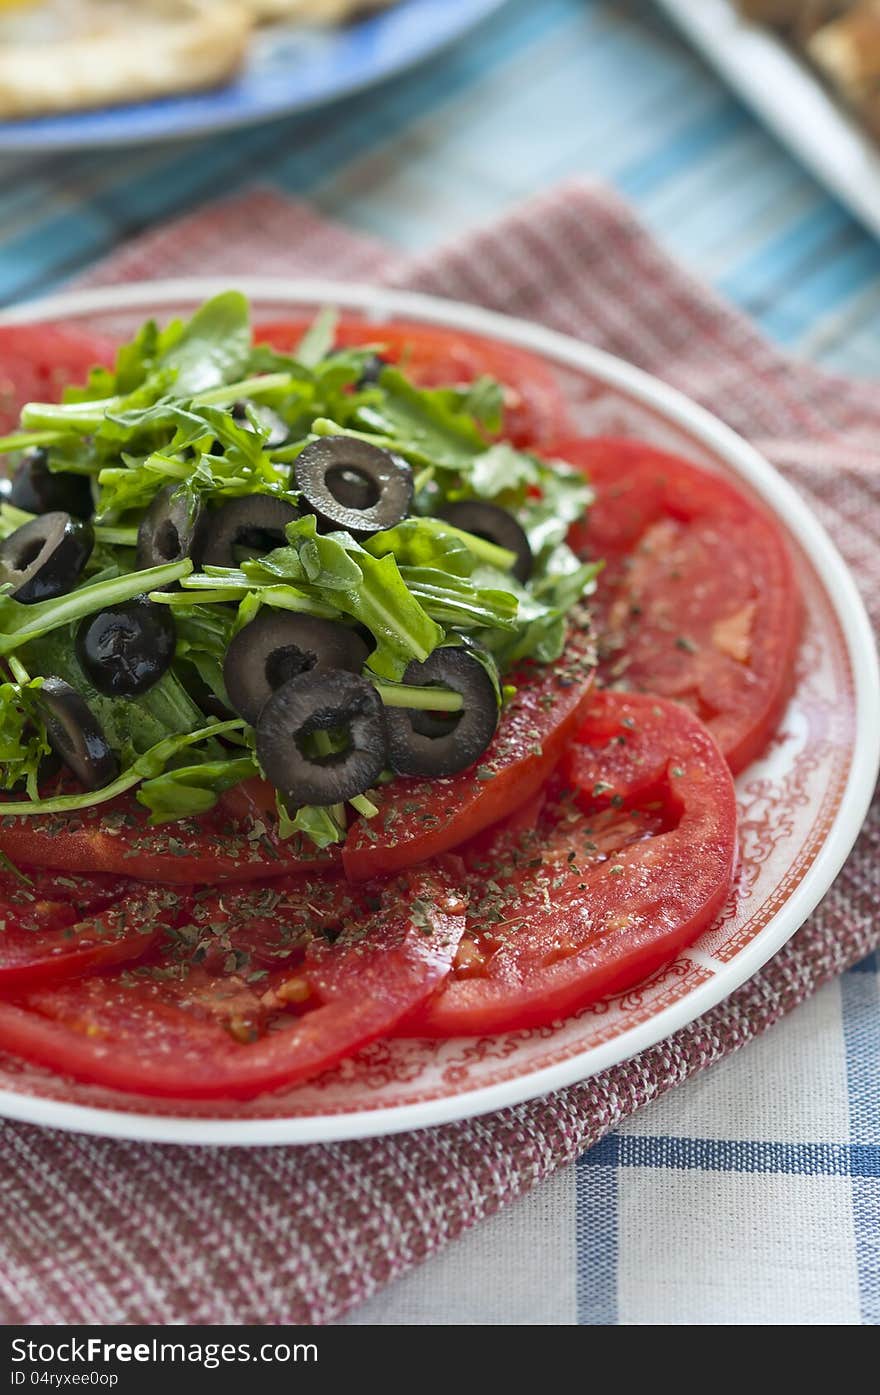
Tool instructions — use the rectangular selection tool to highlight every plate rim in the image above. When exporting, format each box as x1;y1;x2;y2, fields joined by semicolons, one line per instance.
0;275;876;1147
0;0;510;152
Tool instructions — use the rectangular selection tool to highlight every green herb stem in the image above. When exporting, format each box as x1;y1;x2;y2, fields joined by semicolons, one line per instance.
21;397;125;433
349;793;379;819
150;588;250;607
7;655;30;686
372;680;463;712
0;429;66;454
192;373;293;407
0;503;136;550
430;521;517;572
0;558;192;654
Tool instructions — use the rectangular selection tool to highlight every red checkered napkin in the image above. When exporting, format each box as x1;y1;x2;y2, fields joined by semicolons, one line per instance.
1;183;876;1324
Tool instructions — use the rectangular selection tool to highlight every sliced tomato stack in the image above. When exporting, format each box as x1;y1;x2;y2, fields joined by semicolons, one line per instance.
558;437;803;773
0;866;465;1100
408;693;737;1037
0;787;338;883
0;869;186;991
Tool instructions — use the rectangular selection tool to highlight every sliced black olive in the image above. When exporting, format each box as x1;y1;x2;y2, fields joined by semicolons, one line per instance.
75;597;176;698
256;670;387;807
231;399;289;449
224;612;369;725
0;511;93;604
294;437;413;538
36;678;118;791
197;495;300;570
437;501;533;584
386;647;499;779
354;353;387;388
136;484;204;572
9;447;93;520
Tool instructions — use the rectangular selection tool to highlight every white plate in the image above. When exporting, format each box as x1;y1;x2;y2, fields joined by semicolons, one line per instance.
0;277;876;1146
657;0;880;241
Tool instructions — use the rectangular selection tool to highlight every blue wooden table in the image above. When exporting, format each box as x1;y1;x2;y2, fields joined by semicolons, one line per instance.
1;0;877;1327
1;0;879;376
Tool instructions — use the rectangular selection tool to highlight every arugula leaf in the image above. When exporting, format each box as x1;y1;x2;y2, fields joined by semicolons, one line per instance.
365;515;515;575
293;307;339;368
520;462;592;559
243;516;443;679
472;554;600;667
137;755;258;824
0;678;51;799
282;802;346;849
110;316;185;396
401;567;519;631
160;291;252;396
0;719;245;819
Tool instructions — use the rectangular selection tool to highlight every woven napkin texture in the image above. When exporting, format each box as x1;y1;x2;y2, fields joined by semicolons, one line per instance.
0;182;876;1325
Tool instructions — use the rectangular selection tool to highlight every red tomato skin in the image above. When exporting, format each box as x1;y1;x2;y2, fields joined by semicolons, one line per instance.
0;325;116;433
0;792;336;884
342;637;596;881
254;318;571;448
0;880;184;991
0;866;466;1099
411;693;737;1037
556;437;803;773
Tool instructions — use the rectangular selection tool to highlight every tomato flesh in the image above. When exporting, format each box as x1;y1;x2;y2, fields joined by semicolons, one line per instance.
0;324;116;434
0;865;465;1099
0;791;336;883
255;318;571;448
0;872;184;990
410;693;737;1037
558;437;802;773
342;630;596;881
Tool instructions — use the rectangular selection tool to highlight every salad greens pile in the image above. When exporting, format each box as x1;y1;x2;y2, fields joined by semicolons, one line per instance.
0;292;596;848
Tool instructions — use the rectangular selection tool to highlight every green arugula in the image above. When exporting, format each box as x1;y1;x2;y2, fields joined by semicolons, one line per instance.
0;292;598;849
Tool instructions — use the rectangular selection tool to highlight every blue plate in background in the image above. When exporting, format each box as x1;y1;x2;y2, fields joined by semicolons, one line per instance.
0;0;508;152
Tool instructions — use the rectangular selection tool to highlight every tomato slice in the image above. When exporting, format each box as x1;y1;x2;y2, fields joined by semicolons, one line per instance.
255;317;571;448
0;871;183;990
0;324;117;434
410;693;737;1037
0;791;336;883
342;632;596;881
557;438;802;773
0;866;465;1099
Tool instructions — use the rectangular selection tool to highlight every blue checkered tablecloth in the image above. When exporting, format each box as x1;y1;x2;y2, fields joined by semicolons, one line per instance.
0;0;877;1326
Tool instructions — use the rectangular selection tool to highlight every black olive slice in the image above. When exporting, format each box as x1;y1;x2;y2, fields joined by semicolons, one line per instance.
136;484;204;572
386;647;499;779
0;511;93;604
197;495;300;570
9;447;94;520
231;399;289;449
75;598;176;698
36;678;119;791
256;670;387;807
437;501;533;584
294;437;413;538
224;612;369;725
